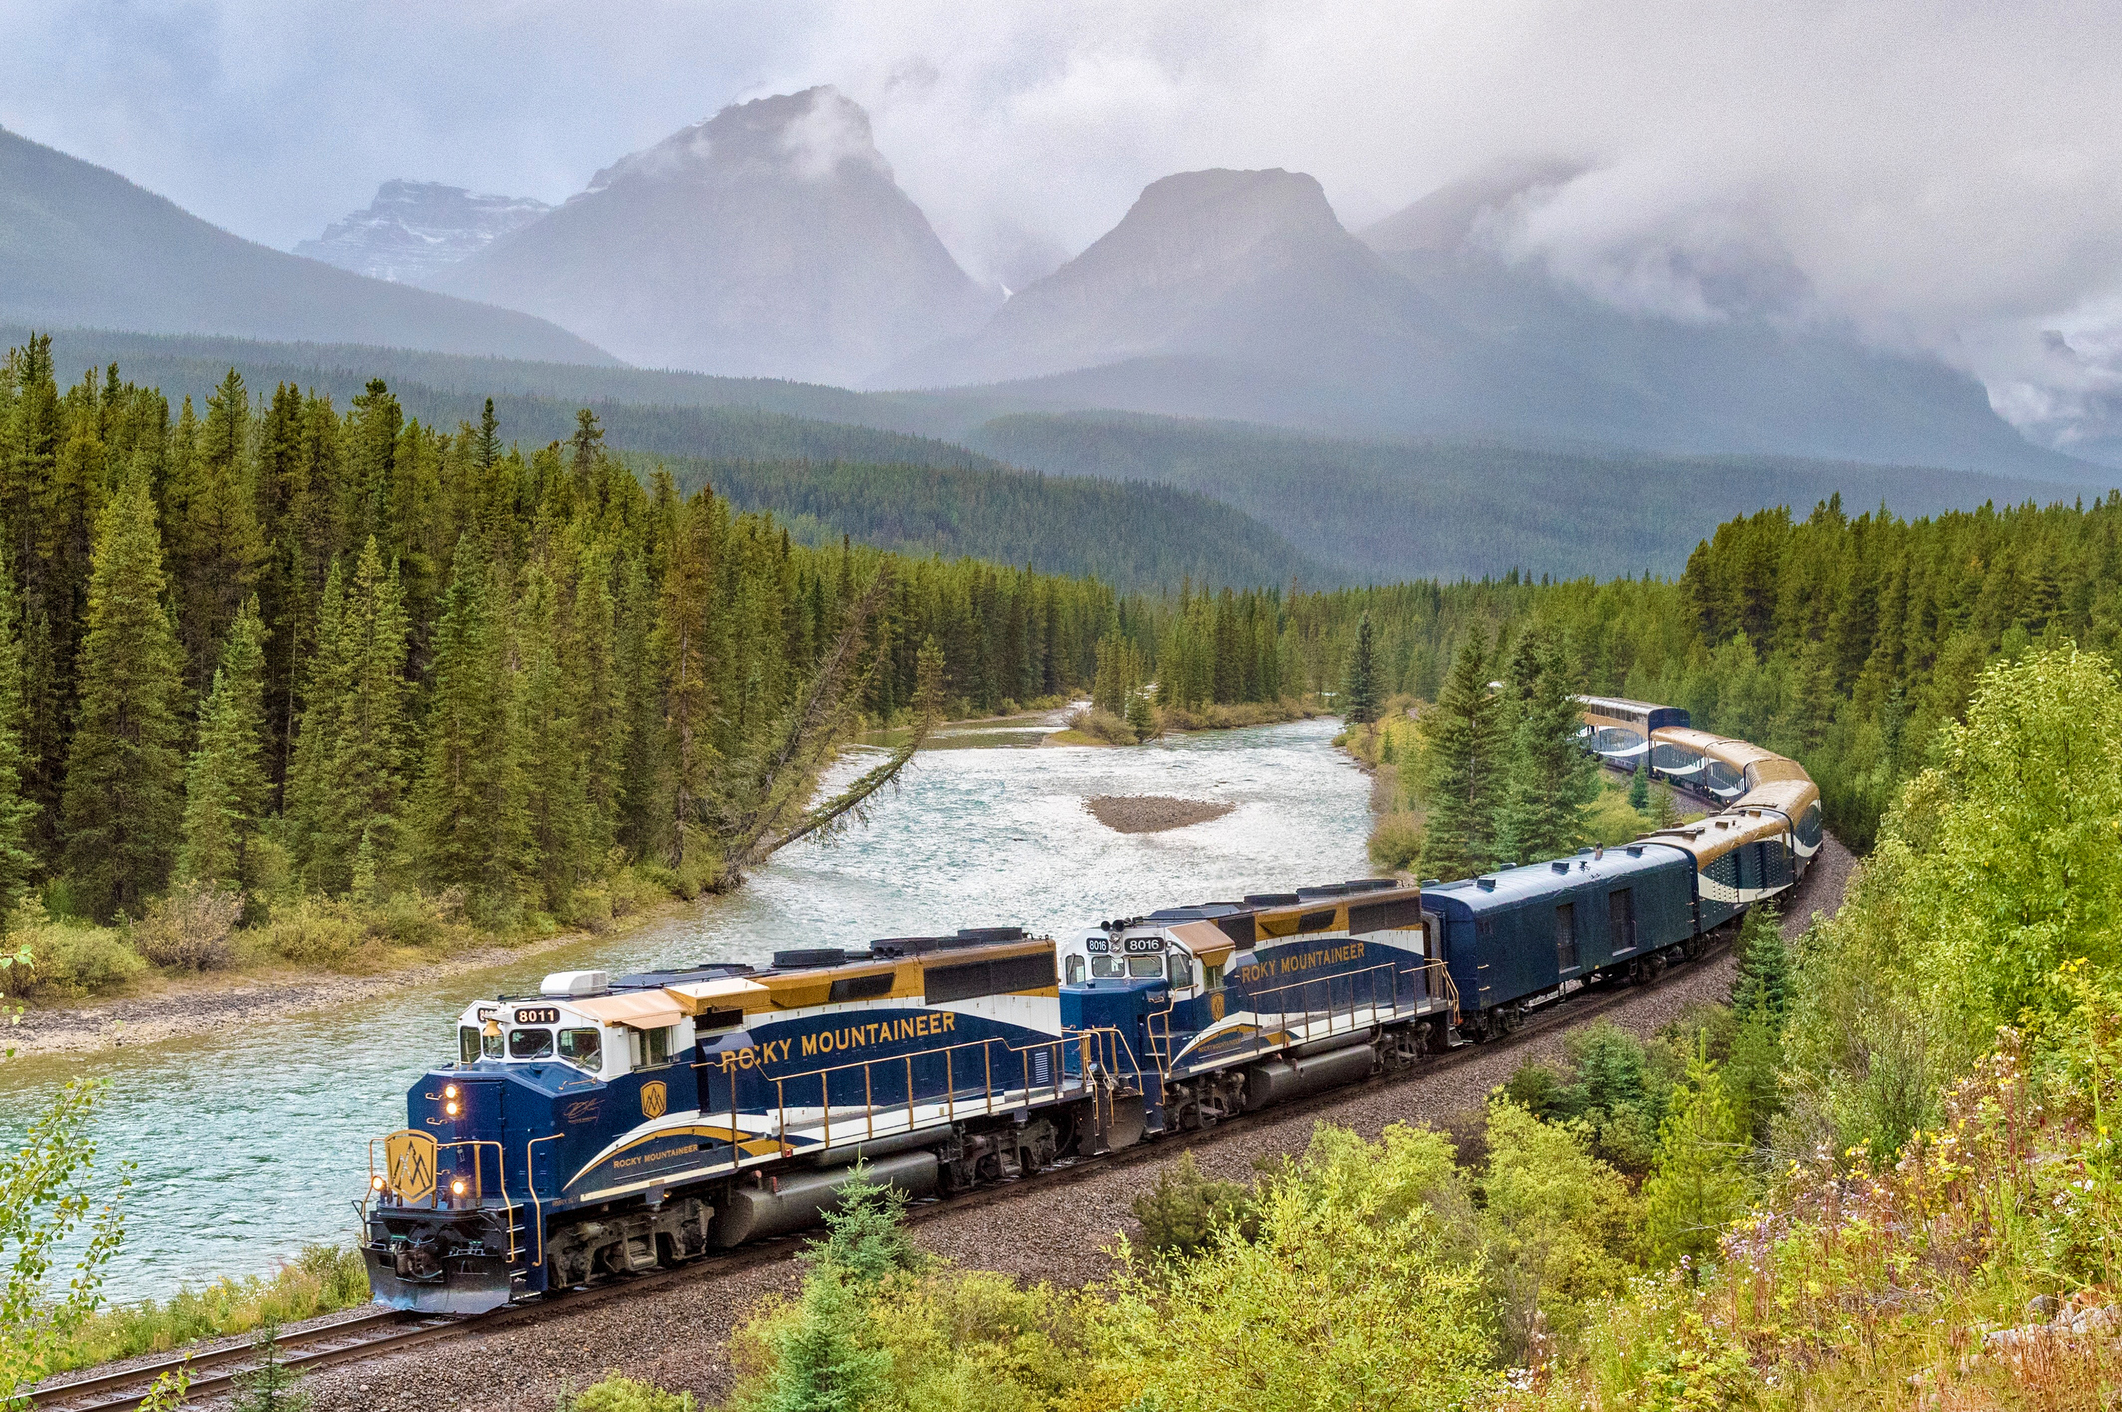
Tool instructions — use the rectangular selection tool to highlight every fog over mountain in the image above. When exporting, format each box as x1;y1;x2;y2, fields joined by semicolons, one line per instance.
432;88;999;383
0;125;613;365
882;164;2082;479
295;180;551;283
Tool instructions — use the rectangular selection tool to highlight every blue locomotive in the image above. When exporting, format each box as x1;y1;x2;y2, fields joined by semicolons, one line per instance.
359;695;1815;1314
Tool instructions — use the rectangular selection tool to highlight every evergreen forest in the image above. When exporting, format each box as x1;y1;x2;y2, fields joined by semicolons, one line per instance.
1279;490;2122;852
0;336;1135;932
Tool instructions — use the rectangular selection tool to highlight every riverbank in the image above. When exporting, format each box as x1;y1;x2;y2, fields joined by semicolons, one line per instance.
5;886;700;1058
1047;698;1322;747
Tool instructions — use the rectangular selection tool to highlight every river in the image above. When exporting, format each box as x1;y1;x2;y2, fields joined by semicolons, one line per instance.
0;715;1370;1303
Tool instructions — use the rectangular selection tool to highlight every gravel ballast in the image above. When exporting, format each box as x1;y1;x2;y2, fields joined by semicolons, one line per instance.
291;837;1856;1412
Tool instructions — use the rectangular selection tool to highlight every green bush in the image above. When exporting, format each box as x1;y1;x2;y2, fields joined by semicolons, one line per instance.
1131;1151;1260;1257
1367;811;1423;873
259;898;363;967
565;1375;696;1412
14;907;146;997
567;887;614;934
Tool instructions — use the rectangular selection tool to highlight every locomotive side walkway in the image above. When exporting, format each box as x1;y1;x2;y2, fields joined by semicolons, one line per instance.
292;837;1856;1412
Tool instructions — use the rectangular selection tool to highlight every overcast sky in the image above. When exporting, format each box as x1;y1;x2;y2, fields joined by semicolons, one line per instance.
8;0;2122;440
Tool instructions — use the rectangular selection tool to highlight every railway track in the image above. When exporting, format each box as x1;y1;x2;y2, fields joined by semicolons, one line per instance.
26;926;1743;1409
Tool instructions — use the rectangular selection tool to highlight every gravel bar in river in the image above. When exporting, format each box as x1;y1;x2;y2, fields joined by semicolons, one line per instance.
283;837;1855;1412
1084;795;1236;833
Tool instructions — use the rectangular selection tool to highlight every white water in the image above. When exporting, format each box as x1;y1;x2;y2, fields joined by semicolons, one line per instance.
0;717;1370;1302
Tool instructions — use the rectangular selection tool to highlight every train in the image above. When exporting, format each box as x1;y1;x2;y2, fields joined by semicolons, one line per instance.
359;694;1820;1314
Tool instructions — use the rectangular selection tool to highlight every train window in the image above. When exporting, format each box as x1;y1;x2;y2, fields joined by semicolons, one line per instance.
1652;742;1701;773
1553;903;1579;971
459;1026;480;1064
1091;955;1124;979
1167;953;1195;989
1204;962;1224;991
509;1027;554;1059
1608;889;1637;952
558;1028;602;1072
1127;955;1163;979
1064;955;1086;985
630;1025;674;1070
483;1028;503;1058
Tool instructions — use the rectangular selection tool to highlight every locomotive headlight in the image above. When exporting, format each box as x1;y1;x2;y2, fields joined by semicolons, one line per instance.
444;1083;459;1100
444;1100;460;1116
370;1175;386;1192
450;1178;467;1197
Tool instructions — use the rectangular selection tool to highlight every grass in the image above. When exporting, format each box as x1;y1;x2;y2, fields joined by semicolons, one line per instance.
45;1245;370;1375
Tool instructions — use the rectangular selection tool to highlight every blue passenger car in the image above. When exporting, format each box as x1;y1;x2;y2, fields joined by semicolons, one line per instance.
1425;843;1696;1034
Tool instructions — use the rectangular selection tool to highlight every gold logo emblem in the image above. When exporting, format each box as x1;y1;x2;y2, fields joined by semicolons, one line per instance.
383;1129;436;1203
640;1081;668;1119
1210;992;1226;1021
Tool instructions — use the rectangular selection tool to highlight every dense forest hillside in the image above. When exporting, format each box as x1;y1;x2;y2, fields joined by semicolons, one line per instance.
0;334;1140;931
1265;490;2122;852
644;456;1324;591
0;130;612;366
8;327;1319;590
970;410;2102;580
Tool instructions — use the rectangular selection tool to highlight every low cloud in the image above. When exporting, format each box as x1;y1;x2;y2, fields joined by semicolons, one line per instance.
7;1;2122;444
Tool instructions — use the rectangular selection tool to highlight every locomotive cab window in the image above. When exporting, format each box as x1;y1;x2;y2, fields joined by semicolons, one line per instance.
459;1026;481;1064
1166;952;1195;989
1091;954;1124;979
630;1024;675;1070
1064;954;1086;985
1127;954;1163;979
509;1027;554;1060
558;1027;602;1072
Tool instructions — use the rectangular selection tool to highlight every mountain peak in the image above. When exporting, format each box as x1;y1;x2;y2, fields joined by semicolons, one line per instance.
585;85;889;196
295;180;550;283
433;88;995;382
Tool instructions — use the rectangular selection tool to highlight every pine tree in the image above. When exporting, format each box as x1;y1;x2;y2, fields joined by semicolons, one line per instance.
513;559;588;908
1494;626;1598;865
1343;610;1379;724
178;368;265;695
1628;759;1650;812
283;558;349;888
1643;1050;1750;1274
1415;629;1503;881
1125;685;1156;741
566;541;629;867
178;598;268;888
0;556;39;927
414;539;530;909
1730;905;1791;1021
229;1319;310;1412
61;471;186;919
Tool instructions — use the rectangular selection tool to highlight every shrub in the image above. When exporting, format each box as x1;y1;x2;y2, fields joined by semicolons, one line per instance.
259;898;363;967
1131;1151;1259;1257
566;1375;696;1412
1064;707;1138;745
12;905;145;997
1367;811;1423;873
568;887;614;934
606;867;664;919
132;882;243;970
